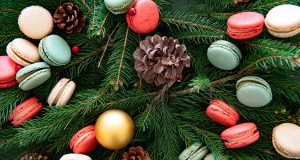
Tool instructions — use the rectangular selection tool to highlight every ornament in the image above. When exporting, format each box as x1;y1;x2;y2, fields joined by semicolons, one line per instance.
95;110;134;150
53;3;86;34
71;45;81;54
126;0;159;34
104;0;135;15
122;146;151;160
133;34;190;86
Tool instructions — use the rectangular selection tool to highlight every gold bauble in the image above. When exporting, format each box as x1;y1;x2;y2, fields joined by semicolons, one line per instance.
95;109;135;150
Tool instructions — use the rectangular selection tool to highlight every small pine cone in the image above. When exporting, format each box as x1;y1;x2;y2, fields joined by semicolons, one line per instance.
133;34;190;86
20;152;48;160
122;146;151;160
53;2;86;34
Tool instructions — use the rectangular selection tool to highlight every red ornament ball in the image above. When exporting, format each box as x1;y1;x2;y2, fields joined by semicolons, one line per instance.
15;64;23;72
71;46;81;54
128;7;136;16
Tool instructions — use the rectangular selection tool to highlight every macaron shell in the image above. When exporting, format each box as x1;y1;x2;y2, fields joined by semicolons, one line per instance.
70;125;98;154
272;123;300;159
18;68;51;91
60;154;92;160
236;76;271;89
57;80;76;106
237;82;272;107
204;153;215;160
16;62;50;80
179;142;203;160
210;40;242;59
0;56;17;88
126;0;159;34
6;43;31;66
104;0;135;14
189;146;209;160
224;131;259;148
39;35;71;66
47;78;70;106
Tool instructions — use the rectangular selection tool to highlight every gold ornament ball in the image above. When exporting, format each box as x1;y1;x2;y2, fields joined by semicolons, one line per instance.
95;109;135;150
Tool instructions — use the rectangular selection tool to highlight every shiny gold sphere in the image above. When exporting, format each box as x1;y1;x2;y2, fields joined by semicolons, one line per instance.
95;109;135;150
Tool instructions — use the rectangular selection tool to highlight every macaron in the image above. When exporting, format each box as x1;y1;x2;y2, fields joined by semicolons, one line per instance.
104;0;135;14
126;0;159;34
207;40;242;70
227;12;264;40
0;56;18;88
272;123;300;159
18;5;53;39
265;4;300;38
236;76;272;107
221;122;259;148
8;97;43;126
206;99;240;127
6;38;40;66
16;62;51;91
47;78;76;106
60;154;92;160
39;35;71;66
70;125;98;154
179;142;209;160
204;153;215;160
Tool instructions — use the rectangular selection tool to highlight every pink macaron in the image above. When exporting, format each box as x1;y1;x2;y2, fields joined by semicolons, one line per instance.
8;97;43;126
206;99;240;127
126;0;159;34
70;125;99;154
227;12;264;40
0;56;18;89
221;122;260;148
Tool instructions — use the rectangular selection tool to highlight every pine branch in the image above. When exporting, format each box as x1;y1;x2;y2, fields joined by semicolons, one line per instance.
174;29;225;45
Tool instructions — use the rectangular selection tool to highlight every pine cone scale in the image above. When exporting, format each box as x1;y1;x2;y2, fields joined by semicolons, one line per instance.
122;146;151;160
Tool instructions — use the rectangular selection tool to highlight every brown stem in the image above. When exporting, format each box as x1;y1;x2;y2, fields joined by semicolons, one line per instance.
108;150;119;160
81;0;92;12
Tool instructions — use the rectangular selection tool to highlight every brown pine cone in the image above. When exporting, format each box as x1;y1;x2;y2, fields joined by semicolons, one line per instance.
20;152;48;160
122;146;151;160
133;34;190;86
53;2;86;34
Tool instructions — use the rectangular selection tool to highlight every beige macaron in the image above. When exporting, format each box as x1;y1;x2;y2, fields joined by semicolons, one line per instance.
265;4;300;38
6;38;40;66
272;123;300;159
18;5;53;39
48;78;76;106
60;153;92;160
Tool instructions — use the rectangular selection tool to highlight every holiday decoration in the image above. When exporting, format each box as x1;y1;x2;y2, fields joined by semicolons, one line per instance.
95;110;134;150
71;45;81;54
53;2;86;34
126;0;159;34
20;152;49;160
179;142;209;160
122;146;151;160
133;34;190;86
265;4;300;38
104;0;135;15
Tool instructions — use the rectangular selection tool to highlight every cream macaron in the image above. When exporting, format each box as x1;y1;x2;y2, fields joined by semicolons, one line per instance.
60;154;92;160
47;78;76;106
6;38;40;66
18;5;53;39
265;4;300;38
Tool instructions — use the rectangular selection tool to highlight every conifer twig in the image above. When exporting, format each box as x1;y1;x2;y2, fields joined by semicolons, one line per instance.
81;0;91;12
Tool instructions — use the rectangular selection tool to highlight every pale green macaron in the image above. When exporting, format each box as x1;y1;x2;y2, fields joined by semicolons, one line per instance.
207;40;242;70
104;0;135;14
179;142;209;160
236;76;272;107
39;34;71;66
16;62;51;91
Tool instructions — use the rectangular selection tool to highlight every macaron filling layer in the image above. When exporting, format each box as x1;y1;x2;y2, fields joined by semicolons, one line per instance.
39;39;60;66
227;130;258;142
7;43;33;64
209;43;242;60
11;103;40;121
53;81;69;105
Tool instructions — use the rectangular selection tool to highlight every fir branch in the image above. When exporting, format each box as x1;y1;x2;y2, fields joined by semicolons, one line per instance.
240;0;297;13
174;29;225;44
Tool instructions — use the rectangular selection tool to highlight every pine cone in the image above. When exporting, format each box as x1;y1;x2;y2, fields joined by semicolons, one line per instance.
133;34;190;86
53;3;86;34
20;152;48;160
122;146;151;160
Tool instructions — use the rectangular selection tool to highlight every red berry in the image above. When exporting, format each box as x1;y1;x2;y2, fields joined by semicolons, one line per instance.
71;46;81;54
128;7;136;16
177;75;184;82
15;64;23;72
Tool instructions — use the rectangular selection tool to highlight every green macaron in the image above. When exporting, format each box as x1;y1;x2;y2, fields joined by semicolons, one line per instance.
207;40;242;70
104;0;135;15
16;62;51;91
179;142;209;160
236;76;272;107
39;34;71;66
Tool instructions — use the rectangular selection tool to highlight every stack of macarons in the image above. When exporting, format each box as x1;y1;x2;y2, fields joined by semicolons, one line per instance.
178;142;214;160
205;99;260;148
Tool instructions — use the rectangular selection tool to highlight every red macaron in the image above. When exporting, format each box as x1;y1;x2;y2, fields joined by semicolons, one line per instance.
206;99;240;127
126;0;159;34
70;125;98;154
0;56;18;88
227;12;264;40
221;122;260;148
8;97;43;126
